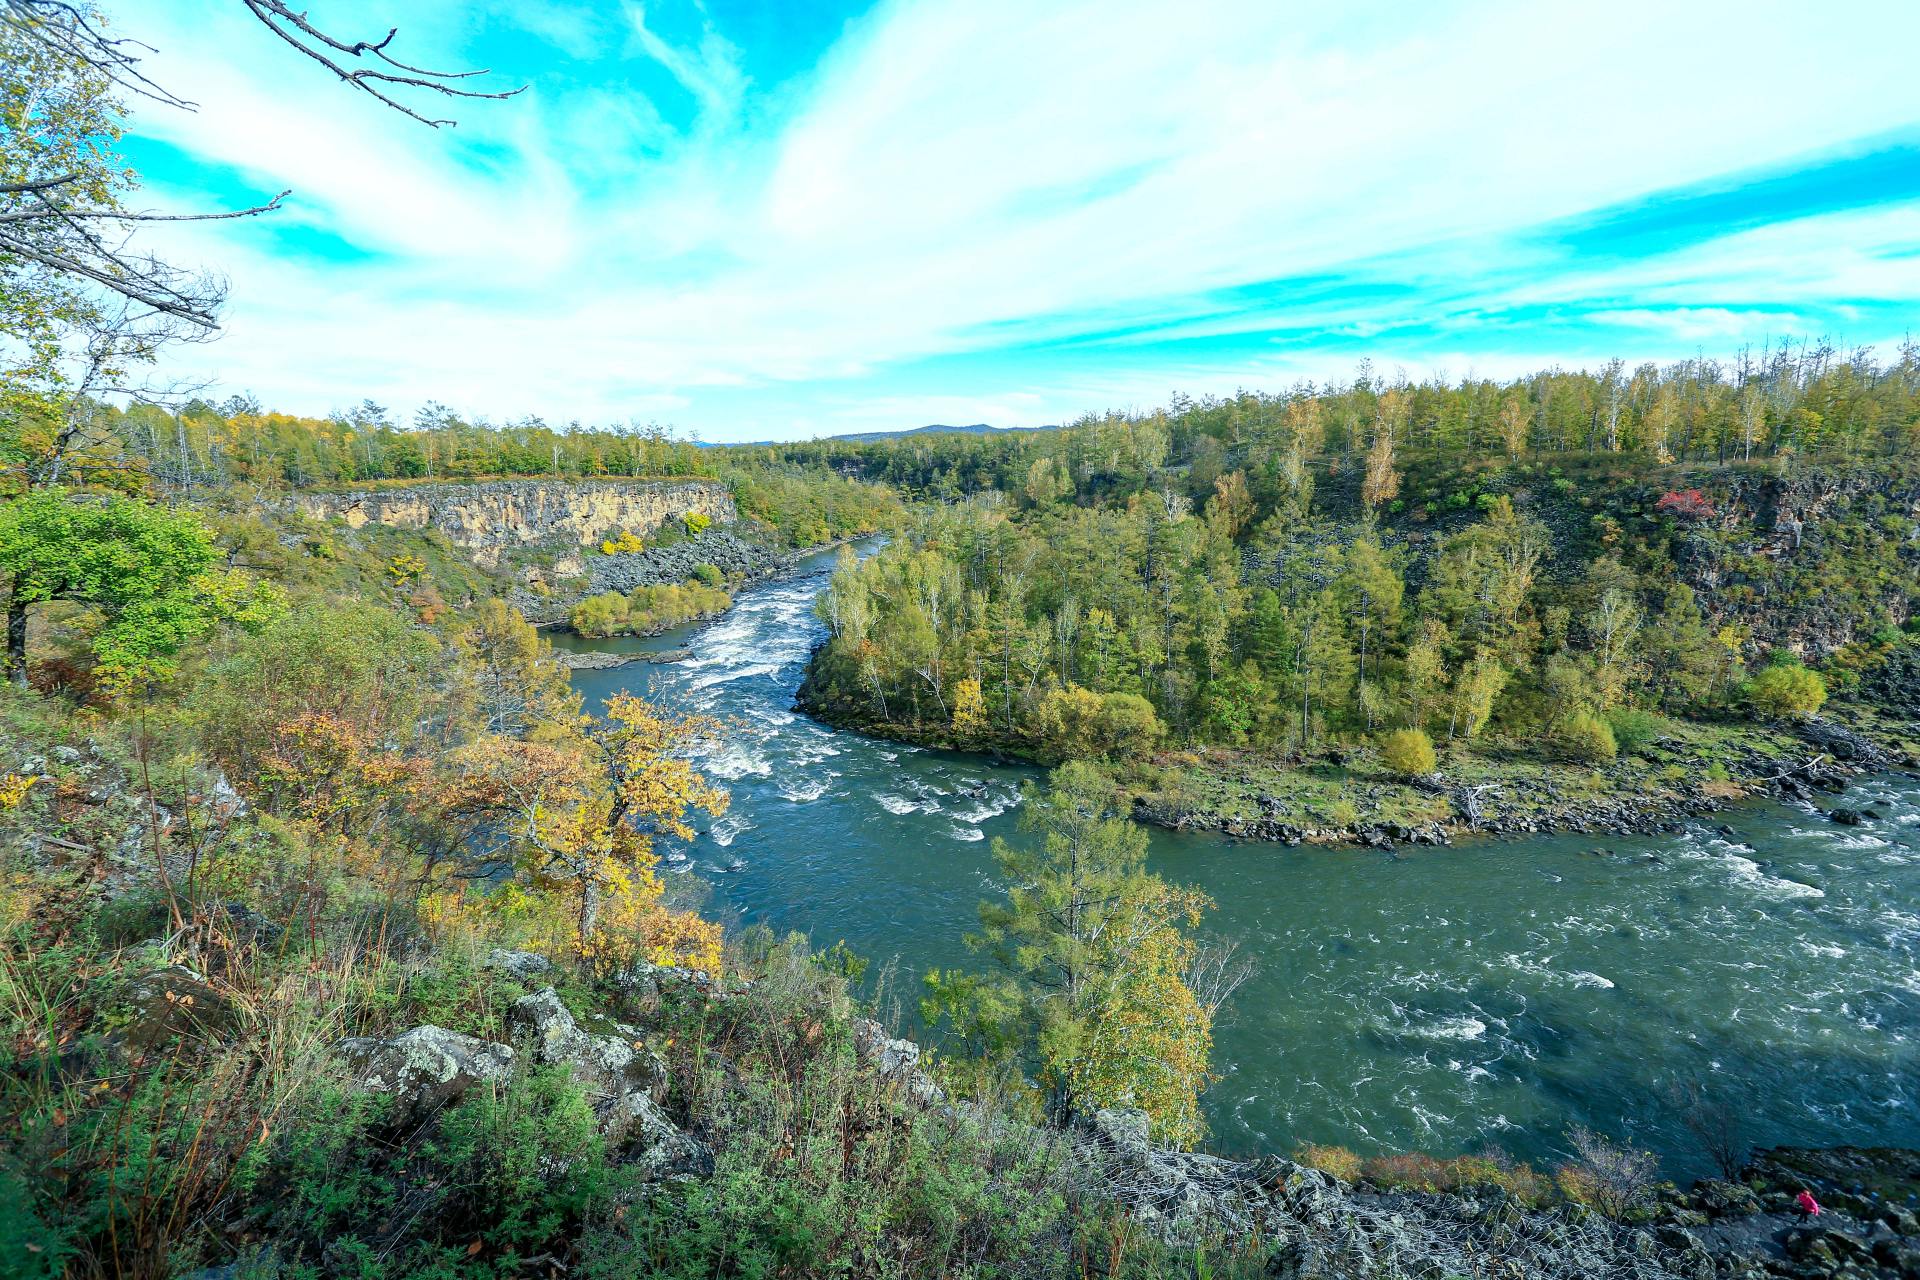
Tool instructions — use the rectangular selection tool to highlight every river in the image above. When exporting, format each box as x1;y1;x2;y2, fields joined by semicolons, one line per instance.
550;544;1920;1180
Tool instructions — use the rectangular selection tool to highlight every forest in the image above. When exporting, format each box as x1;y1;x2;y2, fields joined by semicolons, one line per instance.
5;1;1920;1277
799;373;1920;827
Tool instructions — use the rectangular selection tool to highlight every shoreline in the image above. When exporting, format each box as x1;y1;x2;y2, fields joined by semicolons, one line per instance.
793;671;1918;852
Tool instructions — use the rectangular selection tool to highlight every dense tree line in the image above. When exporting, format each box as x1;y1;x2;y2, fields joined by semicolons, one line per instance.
807;346;1920;502
804;424;1916;767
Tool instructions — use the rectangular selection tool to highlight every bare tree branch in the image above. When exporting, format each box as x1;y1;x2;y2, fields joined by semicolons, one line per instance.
0;189;288;226
240;0;528;127
4;0;526;125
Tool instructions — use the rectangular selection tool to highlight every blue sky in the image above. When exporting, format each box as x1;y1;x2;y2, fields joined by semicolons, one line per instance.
126;0;1920;441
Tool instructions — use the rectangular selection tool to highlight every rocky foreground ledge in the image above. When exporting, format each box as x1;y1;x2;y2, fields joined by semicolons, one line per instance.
312;951;1920;1280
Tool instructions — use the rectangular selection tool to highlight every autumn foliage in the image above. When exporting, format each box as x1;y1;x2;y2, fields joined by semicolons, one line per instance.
1655;488;1716;521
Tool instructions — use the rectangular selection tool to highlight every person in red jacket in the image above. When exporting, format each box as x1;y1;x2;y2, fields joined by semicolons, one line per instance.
1795;1189;1822;1220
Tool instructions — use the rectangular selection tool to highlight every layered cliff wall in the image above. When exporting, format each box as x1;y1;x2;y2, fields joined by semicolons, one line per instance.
293;480;738;566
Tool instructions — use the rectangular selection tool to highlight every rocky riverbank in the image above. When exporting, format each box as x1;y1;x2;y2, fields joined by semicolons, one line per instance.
794;679;1919;854
309;951;1920;1280
586;528;787;595
1129;711;1917;852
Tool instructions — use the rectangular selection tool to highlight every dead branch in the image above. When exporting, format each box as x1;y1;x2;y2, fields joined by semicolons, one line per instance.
240;0;527;127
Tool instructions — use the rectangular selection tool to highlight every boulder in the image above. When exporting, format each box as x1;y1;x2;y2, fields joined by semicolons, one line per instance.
596;1088;712;1178
1692;1179;1763;1218
121;967;235;1050
1826;807;1865;826
1084;1106;1153;1167
336;1026;514;1110
484;948;553;980
852;1017;945;1107
509;986;666;1101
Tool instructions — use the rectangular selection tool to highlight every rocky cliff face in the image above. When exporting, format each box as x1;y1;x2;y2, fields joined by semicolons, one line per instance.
293;480;738;567
1678;465;1920;659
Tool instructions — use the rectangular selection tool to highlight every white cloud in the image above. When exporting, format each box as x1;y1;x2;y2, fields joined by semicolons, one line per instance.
130;0;1920;436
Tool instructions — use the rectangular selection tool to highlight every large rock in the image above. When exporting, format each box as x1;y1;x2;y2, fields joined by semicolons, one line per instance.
852;1017;946;1107
1084;1107;1153;1167
120;967;235;1050
336;1026;514;1110
509;986;666;1101
1691;1178;1763;1218
484;948;554;980
596;1088;713;1179
506;987;710;1175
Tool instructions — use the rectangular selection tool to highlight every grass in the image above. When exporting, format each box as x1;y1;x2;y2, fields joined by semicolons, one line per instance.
0;683;1280;1280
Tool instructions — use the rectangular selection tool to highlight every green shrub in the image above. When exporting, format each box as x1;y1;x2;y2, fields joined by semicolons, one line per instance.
571;591;631;638
1096;691;1163;759
1557;712;1618;763
243;1069;606;1277
571;583;732;638
1356;1149;1552;1206
1603;707;1666;757
683;511;712;535
1746;662;1827;719
690;562;724;588
1377;728;1437;778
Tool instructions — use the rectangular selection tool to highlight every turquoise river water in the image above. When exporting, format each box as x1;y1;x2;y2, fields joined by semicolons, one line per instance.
550;545;1920;1180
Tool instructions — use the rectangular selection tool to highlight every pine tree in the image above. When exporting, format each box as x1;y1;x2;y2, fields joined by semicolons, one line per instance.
968;763;1215;1136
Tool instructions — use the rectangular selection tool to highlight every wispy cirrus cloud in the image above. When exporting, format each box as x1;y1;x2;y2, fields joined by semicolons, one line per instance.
120;0;1920;438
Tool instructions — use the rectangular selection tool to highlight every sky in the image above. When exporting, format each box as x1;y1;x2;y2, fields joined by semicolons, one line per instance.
123;0;1920;442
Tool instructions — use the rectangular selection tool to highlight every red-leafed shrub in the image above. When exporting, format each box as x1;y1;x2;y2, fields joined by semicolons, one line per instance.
1656;488;1716;521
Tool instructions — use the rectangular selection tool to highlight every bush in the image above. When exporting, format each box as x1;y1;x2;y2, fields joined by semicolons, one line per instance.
1655;488;1716;521
683;511;712;535
1378;728;1437;778
1356;1149;1553;1206
690;562;723;588
1034;686;1102;759
1296;1144;1362;1182
571;591;631;638
1096;692;1163;760
243;1069;608;1276
571;584;732;638
601;530;645;555
1557;712;1618;763
1746;662;1827;719
1603;707;1666;757
1556;1127;1660;1221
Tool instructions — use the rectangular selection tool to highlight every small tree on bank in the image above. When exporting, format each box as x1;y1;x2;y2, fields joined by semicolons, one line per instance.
929;762;1218;1142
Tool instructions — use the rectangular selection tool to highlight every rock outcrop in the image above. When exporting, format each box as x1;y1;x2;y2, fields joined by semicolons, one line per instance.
335;1025;515;1111
508;986;669;1104
292;480;738;567
334;987;711;1180
1074;1108;1703;1278
852;1017;945;1108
